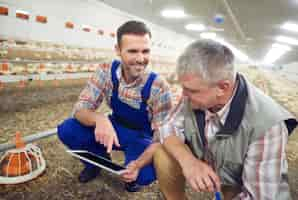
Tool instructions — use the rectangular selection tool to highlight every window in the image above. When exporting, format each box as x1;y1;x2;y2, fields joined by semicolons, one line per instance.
98;29;104;35
110;32;115;38
16;10;29;20
0;6;8;16
83;27;90;32
82;25;92;32
65;21;74;29
36;15;47;24
1;63;9;71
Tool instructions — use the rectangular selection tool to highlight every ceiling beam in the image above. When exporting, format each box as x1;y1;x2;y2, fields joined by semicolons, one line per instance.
221;0;247;42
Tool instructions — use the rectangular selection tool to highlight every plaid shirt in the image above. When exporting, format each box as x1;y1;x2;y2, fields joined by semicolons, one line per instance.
73;61;173;136
159;96;289;199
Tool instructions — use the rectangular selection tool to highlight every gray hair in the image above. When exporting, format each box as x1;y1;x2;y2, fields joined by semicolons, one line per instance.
177;39;236;84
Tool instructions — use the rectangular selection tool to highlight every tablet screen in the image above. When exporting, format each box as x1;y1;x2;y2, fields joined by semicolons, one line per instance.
73;151;126;172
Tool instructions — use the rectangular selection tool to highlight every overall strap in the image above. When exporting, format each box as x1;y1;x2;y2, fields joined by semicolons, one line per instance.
111;60;121;92
140;72;157;110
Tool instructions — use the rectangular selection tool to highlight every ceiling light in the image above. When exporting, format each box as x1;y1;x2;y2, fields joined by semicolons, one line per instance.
161;9;186;19
276;35;298;45
272;43;292;51
208;27;224;32
200;32;216;39
281;22;298;33
263;43;291;64
185;23;205;31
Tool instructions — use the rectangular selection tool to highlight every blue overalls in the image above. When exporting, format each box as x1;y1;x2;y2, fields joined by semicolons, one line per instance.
57;60;157;186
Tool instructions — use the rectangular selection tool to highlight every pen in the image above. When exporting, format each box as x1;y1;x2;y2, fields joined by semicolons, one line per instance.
215;191;221;200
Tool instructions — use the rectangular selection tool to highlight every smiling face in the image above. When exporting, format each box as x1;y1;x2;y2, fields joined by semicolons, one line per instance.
115;33;151;83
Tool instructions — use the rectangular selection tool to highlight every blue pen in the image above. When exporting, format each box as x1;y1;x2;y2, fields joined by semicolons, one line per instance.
215;191;221;200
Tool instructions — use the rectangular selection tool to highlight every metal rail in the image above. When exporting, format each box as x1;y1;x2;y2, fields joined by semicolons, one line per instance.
0;58;108;64
221;0;247;42
0;128;57;153
0;72;92;83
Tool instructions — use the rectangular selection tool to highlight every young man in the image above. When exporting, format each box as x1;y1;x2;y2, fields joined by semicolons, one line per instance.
57;20;172;192
154;39;297;199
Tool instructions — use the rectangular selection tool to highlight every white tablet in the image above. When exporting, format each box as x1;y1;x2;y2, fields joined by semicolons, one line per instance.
67;150;126;175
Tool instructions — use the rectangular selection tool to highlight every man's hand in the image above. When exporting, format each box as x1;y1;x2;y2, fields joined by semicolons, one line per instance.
94;115;120;153
182;156;220;193
120;160;140;183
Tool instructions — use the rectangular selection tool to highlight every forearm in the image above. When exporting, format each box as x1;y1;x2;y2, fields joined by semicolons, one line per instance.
163;135;221;192
163;135;197;167
135;142;161;169
74;109;105;126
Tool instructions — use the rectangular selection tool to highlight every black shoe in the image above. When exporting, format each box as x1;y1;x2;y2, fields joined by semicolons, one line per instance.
78;166;101;183
124;182;142;192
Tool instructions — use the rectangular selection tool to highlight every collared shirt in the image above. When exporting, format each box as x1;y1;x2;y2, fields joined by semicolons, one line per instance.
72;62;173;136
159;94;289;200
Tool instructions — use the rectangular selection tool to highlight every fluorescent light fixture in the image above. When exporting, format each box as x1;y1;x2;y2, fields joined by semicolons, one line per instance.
263;43;291;64
272;43;291;51
16;10;29;15
281;22;298;33
212;38;250;62
209;27;224;32
161;9;186;18
200;32;216;39
276;35;298;45
185;23;205;31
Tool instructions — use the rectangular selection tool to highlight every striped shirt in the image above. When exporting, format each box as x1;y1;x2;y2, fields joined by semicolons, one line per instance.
159;96;289;199
72;61;173;135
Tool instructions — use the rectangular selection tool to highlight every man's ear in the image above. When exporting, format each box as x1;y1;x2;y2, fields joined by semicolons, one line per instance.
115;44;120;56
216;80;230;96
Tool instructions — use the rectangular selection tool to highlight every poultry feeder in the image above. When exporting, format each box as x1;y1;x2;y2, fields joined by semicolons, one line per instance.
0;132;46;184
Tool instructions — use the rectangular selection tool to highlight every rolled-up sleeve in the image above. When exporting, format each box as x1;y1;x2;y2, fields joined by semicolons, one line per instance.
157;98;186;143
72;67;110;117
149;76;173;131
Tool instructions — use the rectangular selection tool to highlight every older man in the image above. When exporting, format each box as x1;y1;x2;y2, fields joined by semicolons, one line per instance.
154;39;297;199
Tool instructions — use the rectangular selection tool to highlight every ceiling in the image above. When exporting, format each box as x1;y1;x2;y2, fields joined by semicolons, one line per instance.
100;0;298;66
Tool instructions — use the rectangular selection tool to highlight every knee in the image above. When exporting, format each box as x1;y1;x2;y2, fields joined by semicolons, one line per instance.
57;118;78;143
153;145;177;171
153;145;186;200
153;145;181;179
153;145;165;167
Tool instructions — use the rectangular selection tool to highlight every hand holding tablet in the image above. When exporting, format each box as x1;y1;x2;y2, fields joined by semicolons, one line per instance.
67;150;126;175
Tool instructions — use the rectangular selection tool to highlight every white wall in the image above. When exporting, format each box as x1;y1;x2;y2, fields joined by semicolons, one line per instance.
0;0;193;59
283;62;298;73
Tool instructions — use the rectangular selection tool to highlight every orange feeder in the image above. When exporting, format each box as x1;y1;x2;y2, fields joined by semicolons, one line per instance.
1;132;30;176
18;80;26;89
0;132;46;184
2;152;30;176
0;81;4;90
53;79;59;87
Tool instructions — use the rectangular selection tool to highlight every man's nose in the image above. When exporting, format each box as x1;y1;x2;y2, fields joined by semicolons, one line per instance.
136;53;145;63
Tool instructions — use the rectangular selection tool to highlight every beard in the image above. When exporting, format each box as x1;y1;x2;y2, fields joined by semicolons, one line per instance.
122;62;148;83
128;61;148;74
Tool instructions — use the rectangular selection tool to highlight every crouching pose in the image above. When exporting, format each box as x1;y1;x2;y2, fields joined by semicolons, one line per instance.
154;39;297;199
58;20;172;192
